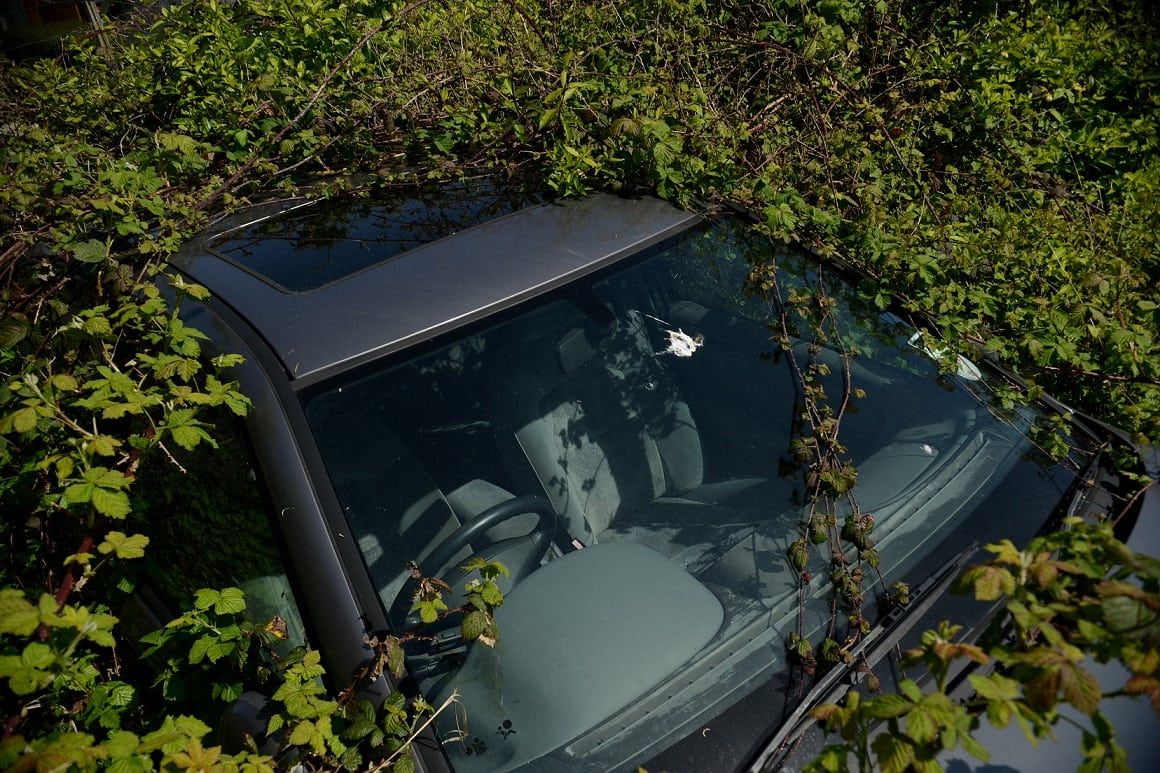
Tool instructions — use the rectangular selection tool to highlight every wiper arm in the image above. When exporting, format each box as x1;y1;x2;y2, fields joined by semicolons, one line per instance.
748;541;980;772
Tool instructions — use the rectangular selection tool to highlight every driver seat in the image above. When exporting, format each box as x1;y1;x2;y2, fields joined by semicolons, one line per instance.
311;408;541;624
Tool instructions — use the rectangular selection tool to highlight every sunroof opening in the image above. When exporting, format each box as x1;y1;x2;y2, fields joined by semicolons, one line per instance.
207;179;547;292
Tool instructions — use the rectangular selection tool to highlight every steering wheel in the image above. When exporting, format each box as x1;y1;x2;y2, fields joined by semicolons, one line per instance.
387;494;557;630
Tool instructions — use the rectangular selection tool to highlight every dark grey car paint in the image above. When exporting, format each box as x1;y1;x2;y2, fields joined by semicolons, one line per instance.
172;194;703;772
176;299;387;690
173;191;1158;773
173;195;699;386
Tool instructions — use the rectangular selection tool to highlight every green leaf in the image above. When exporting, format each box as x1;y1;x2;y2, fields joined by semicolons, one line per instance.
386;639;404;679
0;590;39;636
871;732;914;773
209;679;247;710
385;689;406;712
414;598;447;624
49;374;78;392
157;132;199;155
960;729;990;762
98;531;150;559
103;731;140;758
87;467;129;488
0;643;56;695
986;540;1023;566
169;422;209;451
906;706;937;743
91;487;131;518
88;435;121;456
188;636;214;664
863;694;912;720
205;639;235;663
385;707;408;737
55;455;75;482
82;315;112;337
394;750;415;773
1102;594;1155;635
193;589;220;611
1025;666;1062;711
537;108;558;131
70;239;110;263
479;582;504;607
958;564;1013;601
339;748;365;771
461;610;488;641
969;673;1020;702
287;720;314;747
0;314;30;347
107;756;150;773
807;745;851;773
23;732;97;769
10;406;38;433
1059;661;1101;715
65;467;133;516
898;679;923;702
214;587;246;615
6;665;48;694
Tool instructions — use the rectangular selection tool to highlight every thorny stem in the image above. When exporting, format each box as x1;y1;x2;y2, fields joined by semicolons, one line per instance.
53;531;97;609
757;237;876;684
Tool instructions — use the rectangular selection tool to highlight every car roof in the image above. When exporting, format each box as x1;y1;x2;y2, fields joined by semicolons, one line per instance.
172;191;700;385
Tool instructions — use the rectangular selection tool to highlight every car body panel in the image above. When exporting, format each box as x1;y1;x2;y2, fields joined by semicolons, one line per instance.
173;195;698;385
168;188;1154;773
171;297;391;700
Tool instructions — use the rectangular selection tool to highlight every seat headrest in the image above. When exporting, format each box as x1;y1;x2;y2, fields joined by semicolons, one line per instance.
557;327;596;373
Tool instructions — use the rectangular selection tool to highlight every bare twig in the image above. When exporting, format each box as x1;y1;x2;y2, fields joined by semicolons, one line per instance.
366;690;463;773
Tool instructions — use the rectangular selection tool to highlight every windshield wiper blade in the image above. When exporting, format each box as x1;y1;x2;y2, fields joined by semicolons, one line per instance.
748;541;981;772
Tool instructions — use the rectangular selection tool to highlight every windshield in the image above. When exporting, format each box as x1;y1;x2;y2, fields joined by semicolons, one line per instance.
304;218;1088;772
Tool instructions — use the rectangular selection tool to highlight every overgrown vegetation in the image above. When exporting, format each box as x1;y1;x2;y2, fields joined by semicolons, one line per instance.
1;0;1156;770
806;520;1160;773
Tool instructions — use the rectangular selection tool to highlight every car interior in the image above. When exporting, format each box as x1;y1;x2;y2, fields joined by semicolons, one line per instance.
304;223;1030;771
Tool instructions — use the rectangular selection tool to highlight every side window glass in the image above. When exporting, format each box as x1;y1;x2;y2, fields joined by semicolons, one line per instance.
128;407;308;653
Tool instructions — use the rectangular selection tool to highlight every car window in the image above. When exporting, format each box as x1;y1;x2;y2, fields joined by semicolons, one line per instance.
302;218;1089;772
126;407;308;653
208;180;547;292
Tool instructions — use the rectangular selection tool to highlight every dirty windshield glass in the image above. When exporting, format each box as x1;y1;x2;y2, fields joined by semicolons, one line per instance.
305;219;1085;772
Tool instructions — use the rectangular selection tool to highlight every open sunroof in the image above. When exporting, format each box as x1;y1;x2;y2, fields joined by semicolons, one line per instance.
207;179;547;292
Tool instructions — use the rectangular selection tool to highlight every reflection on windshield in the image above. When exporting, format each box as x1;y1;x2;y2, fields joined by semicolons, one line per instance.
211;180;546;292
305;220;1084;772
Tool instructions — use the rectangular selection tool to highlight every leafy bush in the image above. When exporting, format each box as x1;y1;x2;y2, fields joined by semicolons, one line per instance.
807;520;1160;773
1;0;1156;769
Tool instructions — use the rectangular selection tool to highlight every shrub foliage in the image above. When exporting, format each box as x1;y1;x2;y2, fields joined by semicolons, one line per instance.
0;0;1156;769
